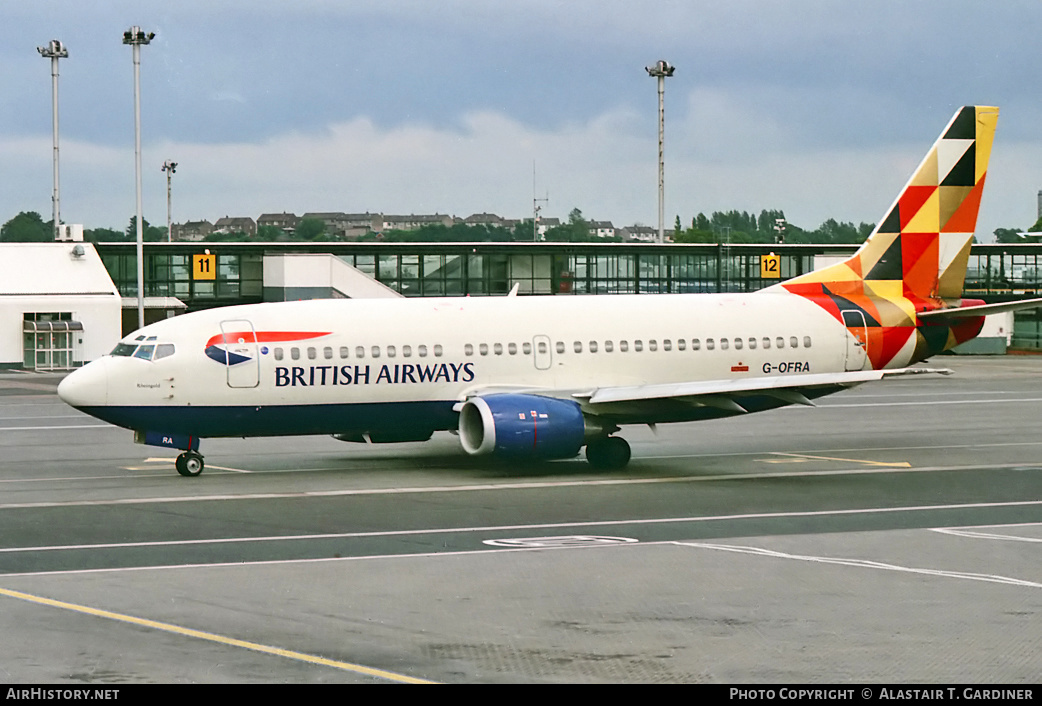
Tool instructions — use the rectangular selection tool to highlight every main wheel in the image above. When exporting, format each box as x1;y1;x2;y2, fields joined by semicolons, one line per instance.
585;436;631;470
175;451;204;477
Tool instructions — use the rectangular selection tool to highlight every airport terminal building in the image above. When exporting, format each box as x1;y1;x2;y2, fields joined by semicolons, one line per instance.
0;243;121;370
3;240;1042;369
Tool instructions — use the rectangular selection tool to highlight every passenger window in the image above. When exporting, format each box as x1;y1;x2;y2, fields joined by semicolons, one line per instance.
371;346;381;358
154;344;175;360
763;337;771;349
355;346;365;358
734;338;743;350
677;339;686;351
604;340;614;353
339;346;349;359
274;347;284;361
748;338;757;350
508;342;517;355
620;340;629;352
418;345;428;357
387;345;396;358
556;341;565;354
291;347;301;361
634;340;643;352
480;343;489;356
307;347;317;360
434;345;443;357
663;339;672;351
323;346;333;360
523;342;532;355
133;345;155;361
494;343;503;355
776;337;785;349
707;338;715;350
648;340;657;352
574;341;582;353
589;341;598;353
721;338;729;350
691;338;701;351
403;345;412;357
804;336;812;348
790;336;799;348
537;341;547;354
465;344;474;356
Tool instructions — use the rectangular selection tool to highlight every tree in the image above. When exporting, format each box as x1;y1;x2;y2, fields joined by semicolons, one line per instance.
1;211;51;242
125;216;165;242
295;217;327;240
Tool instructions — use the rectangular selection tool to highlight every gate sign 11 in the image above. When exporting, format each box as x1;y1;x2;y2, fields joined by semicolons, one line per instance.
193;254;216;280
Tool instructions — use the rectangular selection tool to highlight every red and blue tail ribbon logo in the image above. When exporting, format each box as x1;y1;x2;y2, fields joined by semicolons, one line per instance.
204;331;330;366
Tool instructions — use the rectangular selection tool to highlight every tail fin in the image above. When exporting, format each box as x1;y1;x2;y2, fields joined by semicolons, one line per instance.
783;105;999;302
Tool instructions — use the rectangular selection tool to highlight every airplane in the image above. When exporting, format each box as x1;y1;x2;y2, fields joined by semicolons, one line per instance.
58;105;1042;477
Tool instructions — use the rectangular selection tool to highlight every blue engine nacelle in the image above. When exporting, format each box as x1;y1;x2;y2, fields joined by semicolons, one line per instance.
458;394;587;460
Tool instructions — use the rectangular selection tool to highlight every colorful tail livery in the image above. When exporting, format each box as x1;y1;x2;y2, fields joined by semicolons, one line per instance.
777;105;1000;367
58;104;1042;477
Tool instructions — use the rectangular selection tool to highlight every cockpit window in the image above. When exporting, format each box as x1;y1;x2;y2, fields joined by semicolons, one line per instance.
154;344;175;360
111;342;137;357
110;342;175;360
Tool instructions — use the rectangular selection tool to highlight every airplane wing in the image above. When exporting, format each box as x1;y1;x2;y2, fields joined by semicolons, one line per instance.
574;367;949;415
458;367;951;423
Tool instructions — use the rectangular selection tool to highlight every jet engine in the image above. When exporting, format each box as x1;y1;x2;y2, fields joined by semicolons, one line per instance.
457;394;591;460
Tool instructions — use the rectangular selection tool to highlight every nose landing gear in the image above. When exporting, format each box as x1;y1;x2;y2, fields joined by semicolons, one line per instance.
175;451;205;477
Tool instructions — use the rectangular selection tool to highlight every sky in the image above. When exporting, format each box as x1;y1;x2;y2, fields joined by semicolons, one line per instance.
2;1;1041;240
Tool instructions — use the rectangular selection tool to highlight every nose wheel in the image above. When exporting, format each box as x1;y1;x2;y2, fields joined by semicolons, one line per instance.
175;451;205;477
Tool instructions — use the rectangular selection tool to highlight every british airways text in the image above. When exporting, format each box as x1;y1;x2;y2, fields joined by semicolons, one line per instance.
275;363;475;387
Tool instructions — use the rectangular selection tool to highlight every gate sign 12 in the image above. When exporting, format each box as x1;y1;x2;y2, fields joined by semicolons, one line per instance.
760;253;780;279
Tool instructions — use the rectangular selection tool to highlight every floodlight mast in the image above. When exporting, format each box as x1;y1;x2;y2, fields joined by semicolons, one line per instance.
162;160;177;242
645;60;674;244
123;26;154;329
37;40;68;240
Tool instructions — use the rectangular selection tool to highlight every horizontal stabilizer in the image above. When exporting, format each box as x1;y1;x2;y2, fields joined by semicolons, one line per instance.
918;297;1042;320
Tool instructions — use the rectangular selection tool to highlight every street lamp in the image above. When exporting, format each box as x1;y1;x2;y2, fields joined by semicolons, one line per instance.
37;39;68;240
645;60;674;244
123;26;154;329
162;160;177;242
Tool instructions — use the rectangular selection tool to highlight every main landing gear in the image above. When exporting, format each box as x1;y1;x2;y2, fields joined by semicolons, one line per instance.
175;450;205;477
585;436;631;470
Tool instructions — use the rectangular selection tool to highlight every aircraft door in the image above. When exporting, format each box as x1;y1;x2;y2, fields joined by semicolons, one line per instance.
533;335;552;370
220;319;260;388
841;310;868;371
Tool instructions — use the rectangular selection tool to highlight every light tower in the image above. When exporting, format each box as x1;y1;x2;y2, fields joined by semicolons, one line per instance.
162;160;177;241
123;26;154;329
645;60;674;244
37;39;68;240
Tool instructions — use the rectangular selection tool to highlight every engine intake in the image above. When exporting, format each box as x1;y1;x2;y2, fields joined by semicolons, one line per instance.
458;394;587;460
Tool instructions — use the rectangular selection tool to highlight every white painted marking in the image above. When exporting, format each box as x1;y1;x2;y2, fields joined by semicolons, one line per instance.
672;541;1042;589
930;527;1042;543
483;536;638;548
0;465;1038;510
1;500;1039;558
811;397;1042;409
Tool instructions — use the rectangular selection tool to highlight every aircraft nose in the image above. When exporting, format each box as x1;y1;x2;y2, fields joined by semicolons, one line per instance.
57;357;109;408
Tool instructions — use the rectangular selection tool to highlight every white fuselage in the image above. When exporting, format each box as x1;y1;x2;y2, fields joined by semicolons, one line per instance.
58;292;890;438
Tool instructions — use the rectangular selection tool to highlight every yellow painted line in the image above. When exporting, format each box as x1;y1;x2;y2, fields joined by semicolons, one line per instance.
0;586;435;684
766;452;911;468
